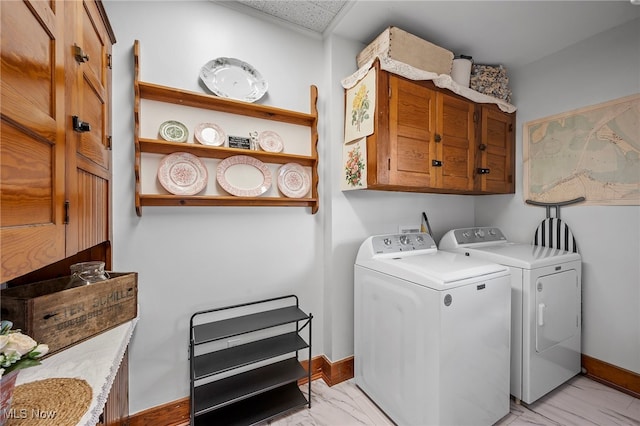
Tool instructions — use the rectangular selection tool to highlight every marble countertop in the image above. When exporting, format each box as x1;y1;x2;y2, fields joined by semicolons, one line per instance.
15;318;137;426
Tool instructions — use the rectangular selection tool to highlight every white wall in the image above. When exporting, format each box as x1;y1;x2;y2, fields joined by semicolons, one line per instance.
105;1;326;413
475;18;640;374
106;0;476;414
105;0;639;415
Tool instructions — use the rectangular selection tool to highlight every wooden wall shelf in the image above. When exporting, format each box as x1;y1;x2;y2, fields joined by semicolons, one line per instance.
133;40;319;216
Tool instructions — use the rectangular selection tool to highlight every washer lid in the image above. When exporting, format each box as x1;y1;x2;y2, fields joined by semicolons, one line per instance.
356;250;508;290
460;243;581;269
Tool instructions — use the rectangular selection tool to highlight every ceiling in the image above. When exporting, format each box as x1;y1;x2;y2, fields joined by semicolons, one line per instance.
218;0;640;69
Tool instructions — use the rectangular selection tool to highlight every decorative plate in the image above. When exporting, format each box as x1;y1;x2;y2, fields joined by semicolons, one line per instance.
199;58;268;103
158;120;189;142
195;122;226;146
258;130;284;153
277;163;311;198
157;152;208;195
216;155;271;197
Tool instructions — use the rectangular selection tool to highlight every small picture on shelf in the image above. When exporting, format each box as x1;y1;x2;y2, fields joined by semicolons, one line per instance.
228;135;251;150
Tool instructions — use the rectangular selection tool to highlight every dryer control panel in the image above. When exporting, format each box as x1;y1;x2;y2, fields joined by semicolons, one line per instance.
371;233;437;255
440;227;507;247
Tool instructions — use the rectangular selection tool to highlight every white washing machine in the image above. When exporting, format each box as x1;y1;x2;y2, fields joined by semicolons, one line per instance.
439;227;582;404
354;233;511;426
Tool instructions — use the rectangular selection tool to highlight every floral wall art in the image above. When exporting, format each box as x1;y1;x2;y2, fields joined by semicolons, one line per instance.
342;67;376;190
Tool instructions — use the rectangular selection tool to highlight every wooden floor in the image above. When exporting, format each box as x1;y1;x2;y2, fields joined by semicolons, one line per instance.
265;375;640;425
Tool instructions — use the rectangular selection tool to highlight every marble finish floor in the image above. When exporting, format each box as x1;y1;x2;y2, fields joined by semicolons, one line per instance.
266;375;640;425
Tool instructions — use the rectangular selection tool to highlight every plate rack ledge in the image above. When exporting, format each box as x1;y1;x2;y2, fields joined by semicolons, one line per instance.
133;40;319;215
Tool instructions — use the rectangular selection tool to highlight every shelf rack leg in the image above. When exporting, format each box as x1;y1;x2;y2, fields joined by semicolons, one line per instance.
308;313;313;408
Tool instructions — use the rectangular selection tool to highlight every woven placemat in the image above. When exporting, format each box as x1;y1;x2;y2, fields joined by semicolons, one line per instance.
6;378;92;426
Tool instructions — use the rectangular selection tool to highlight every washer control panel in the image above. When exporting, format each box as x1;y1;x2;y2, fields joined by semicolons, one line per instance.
449;227;507;245
372;233;437;254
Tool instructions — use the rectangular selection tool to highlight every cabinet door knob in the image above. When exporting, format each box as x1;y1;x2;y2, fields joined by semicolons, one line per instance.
477;168;491;174
434;134;442;143
479;143;487;151
73;44;89;63
432;160;443;167
72;116;91;132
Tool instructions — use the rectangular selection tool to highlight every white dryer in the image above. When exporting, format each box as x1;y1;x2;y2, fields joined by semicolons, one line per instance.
354;233;511;426
439;227;582;404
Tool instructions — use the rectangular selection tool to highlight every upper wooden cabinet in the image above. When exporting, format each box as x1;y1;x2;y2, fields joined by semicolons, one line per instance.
1;0;115;283
358;62;514;195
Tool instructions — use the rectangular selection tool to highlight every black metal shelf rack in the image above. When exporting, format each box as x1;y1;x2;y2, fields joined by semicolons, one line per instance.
189;295;312;425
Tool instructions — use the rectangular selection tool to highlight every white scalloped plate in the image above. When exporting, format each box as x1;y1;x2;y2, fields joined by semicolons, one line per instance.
157;152;208;195
258;130;284;152
277;163;310;198
195;122;226;146
199;58;268;102
216;155;272;197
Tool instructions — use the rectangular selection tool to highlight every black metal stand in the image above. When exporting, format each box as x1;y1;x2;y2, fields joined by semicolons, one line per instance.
189;295;312;426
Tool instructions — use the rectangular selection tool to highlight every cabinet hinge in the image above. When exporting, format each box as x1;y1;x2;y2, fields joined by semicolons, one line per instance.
473;112;479;123
107;136;112;150
509;123;513;132
388;158;391;170
389;86;392;98
107;53;113;69
64;200;70;224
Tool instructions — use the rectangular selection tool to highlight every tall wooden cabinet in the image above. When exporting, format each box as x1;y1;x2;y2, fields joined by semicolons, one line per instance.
1;2;126;425
361;61;514;195
1;0;115;283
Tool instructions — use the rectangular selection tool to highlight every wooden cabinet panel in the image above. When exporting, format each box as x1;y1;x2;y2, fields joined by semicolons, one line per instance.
477;105;515;193
76;169;110;252
436;92;475;191
1;0;66;282
77;0;111;170
65;0;114;257
101;349;129;425
388;74;435;187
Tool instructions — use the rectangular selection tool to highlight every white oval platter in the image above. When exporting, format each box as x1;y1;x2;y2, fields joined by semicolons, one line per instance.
216;155;272;197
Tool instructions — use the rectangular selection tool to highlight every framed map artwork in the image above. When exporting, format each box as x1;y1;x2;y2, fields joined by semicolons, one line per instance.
523;94;640;205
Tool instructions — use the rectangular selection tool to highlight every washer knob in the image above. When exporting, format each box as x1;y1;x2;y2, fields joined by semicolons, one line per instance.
475;229;486;238
399;235;410;245
383;238;392;246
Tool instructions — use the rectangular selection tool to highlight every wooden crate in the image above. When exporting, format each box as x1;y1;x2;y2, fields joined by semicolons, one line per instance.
0;272;137;354
357;26;454;75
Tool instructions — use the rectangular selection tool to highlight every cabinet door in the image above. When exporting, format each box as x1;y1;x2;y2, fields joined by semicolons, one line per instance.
65;0;113;255
478;106;515;193
102;349;129;425
0;0;67;282
435;93;475;191
386;74;436;187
